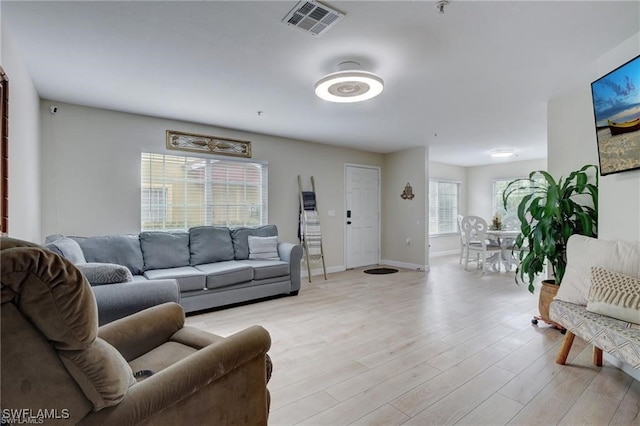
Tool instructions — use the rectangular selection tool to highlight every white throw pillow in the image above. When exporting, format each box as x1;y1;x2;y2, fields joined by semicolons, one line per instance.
554;235;640;306
248;235;279;260
586;267;640;325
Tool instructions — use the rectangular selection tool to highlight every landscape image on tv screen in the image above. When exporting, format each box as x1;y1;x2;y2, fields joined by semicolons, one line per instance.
591;54;640;176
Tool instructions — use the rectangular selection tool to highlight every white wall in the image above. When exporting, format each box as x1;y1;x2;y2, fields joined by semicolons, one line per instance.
1;25;41;241
381;147;428;270
466;158;548;221
428;161;467;256
39;101;383;272
548;33;640;241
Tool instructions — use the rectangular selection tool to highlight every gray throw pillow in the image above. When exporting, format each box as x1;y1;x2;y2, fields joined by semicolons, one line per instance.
189;226;235;265
45;237;87;264
231;225;278;260
140;231;190;270
248;235;280;260
76;263;134;286
71;235;144;275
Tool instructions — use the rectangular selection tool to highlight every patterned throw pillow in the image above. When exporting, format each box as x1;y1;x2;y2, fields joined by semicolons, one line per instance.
75;263;134;286
586;267;640;325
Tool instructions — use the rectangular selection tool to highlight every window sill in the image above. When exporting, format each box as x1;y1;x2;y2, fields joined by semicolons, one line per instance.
429;233;458;238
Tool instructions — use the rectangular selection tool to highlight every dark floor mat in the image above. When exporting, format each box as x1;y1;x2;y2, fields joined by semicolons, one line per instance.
363;267;399;275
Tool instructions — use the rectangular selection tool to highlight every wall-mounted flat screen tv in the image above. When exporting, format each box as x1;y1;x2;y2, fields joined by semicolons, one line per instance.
591;54;640;176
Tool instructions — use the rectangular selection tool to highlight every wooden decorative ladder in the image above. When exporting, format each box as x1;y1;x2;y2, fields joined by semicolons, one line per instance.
298;175;327;282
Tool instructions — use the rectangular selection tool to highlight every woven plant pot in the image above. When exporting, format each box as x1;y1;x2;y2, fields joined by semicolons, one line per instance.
538;280;560;323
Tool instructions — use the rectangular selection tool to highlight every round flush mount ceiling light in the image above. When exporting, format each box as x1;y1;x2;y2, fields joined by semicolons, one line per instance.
490;149;515;158
315;61;384;103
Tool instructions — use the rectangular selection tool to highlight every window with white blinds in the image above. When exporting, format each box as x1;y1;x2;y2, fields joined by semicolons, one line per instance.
492;177;541;216
429;179;460;235
141;153;268;231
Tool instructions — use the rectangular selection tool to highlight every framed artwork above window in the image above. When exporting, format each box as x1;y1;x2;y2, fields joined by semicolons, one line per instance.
166;130;252;158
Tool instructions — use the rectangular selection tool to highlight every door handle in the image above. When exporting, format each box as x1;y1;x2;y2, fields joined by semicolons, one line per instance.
347;221;352;225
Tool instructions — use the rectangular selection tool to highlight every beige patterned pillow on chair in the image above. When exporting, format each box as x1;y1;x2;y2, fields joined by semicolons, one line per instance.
586;267;640;325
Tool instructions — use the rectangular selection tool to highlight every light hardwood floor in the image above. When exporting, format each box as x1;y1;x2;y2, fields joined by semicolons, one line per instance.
186;255;639;425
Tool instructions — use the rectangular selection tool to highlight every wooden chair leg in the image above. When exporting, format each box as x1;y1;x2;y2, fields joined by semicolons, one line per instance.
556;331;575;365
593;346;603;366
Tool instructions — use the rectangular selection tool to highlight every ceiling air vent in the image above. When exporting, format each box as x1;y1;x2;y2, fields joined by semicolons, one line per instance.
282;0;345;36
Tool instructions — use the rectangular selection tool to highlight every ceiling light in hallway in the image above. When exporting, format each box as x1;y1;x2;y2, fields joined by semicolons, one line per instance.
490;149;515;158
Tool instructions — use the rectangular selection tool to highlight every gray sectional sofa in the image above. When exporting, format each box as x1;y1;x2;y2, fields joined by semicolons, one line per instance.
46;225;303;317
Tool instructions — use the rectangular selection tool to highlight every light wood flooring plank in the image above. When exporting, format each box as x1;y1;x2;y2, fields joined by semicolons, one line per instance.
506;344;602;425
557;390;621;425
497;336;588;405
426;324;518;371
268;391;339;426
390;346;509;417
301;361;442;425
348;404;410;426
403;365;515;425
455;393;525;426
269;360;369;410
609;379;640;425
326;341;448;402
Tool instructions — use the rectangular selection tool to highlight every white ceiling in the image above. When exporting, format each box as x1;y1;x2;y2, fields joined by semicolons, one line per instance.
2;1;638;166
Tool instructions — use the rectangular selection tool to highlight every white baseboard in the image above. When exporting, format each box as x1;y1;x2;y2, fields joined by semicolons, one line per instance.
604;353;640;381
301;265;345;278
429;249;460;257
381;259;429;272
301;262;430;276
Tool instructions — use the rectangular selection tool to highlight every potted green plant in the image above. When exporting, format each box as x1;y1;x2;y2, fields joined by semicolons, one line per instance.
502;164;598;322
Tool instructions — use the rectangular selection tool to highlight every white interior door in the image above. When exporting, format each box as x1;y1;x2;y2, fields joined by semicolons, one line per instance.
345;165;380;269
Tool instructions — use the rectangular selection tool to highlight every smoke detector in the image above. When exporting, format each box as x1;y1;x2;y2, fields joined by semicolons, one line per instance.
315;61;384;103
282;0;344;36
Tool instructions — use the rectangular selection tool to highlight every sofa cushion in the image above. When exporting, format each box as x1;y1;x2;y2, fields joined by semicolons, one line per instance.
195;261;254;289
555;235;640;306
238;260;290;280
231;225;278;260
144;267;206;292
189;226;234;265
248;235;279;260
71;235;145;276
76;262;134;286
44;237;87;264
140;232;190;270
586;267;640;325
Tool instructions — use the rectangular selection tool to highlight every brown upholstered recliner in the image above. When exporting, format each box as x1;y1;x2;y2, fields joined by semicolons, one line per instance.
1;237;272;425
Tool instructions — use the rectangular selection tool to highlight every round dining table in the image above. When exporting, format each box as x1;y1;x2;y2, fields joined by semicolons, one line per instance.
485;229;521;271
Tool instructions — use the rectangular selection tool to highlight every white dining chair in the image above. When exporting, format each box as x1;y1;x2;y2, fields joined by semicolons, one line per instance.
501;214;522;270
502;214;520;231
457;214;466;264
461;215;501;272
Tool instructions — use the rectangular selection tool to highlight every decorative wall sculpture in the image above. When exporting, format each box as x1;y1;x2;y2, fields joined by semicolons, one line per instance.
401;182;415;200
